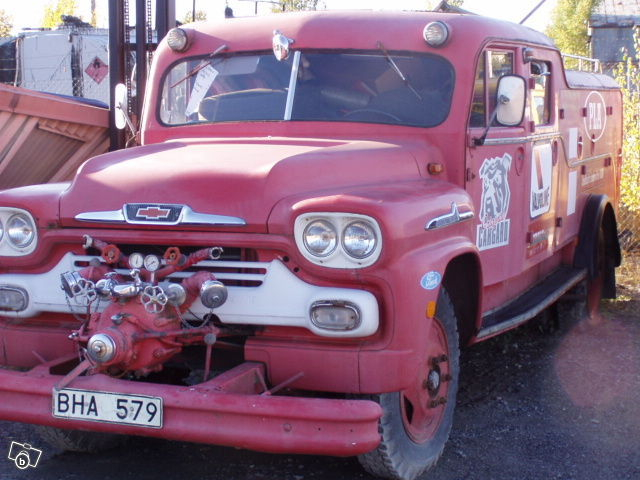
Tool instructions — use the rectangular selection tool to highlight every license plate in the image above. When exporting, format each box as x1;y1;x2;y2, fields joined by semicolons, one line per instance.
53;388;163;428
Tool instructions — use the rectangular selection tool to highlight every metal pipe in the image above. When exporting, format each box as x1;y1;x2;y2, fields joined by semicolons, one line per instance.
135;0;147;120
108;0;126;151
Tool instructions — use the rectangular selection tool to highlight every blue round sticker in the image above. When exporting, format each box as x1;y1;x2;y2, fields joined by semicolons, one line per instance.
420;271;442;290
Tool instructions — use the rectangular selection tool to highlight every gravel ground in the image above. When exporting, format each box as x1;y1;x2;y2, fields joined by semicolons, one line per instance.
1;256;639;480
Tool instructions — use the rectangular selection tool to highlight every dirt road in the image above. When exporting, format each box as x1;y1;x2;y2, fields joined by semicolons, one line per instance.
1;260;639;480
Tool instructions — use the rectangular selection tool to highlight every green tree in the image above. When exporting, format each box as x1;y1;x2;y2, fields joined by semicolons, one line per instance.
273;0;323;12
447;0;465;7
546;0;601;57
43;0;78;29
182;10;207;23
614;31;640;214
0;9;12;37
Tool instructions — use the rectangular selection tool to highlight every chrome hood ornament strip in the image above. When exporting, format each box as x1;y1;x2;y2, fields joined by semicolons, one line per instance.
75;204;246;226
425;202;474;231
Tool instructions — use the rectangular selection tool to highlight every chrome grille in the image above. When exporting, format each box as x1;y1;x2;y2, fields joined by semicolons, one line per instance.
71;256;269;287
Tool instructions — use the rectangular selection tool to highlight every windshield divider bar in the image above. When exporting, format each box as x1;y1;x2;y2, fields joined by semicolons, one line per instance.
284;51;301;121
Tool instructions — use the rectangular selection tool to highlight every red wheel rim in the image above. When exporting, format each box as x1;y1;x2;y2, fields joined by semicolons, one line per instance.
400;318;451;443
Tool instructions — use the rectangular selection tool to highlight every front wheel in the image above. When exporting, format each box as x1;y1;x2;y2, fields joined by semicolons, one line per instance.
358;288;460;480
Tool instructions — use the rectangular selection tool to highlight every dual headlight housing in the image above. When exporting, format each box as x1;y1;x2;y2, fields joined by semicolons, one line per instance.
294;213;382;268
0;208;38;256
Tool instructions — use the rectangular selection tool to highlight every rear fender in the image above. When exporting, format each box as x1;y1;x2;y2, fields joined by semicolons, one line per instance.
574;194;621;298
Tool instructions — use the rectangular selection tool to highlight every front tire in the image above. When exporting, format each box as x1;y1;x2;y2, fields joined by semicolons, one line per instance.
358;288;460;480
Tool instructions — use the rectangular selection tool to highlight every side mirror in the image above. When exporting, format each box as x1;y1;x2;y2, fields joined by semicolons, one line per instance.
114;83;128;130
114;83;137;136
495;75;526;126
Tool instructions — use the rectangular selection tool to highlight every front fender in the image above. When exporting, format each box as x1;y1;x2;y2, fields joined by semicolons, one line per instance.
358;235;480;394
267;179;475;271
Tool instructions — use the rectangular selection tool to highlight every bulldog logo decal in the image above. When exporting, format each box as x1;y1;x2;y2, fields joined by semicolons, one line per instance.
477;153;512;251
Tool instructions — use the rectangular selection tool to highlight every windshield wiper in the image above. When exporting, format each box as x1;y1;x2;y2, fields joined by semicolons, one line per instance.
170;44;228;88
376;41;422;100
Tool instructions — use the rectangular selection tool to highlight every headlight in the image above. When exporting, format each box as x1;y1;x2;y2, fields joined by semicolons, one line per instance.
0;208;38;256
303;220;337;257
294;213;383;269
7;214;35;248
342;221;377;259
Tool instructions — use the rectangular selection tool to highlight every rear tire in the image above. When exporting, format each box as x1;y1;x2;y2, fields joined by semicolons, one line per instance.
35;426;126;453
559;225;608;326
357;288;460;480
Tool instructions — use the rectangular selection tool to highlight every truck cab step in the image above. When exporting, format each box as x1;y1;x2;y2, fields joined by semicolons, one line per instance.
477;266;587;340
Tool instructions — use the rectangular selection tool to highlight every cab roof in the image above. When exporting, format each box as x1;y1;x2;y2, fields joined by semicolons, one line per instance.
171;10;556;57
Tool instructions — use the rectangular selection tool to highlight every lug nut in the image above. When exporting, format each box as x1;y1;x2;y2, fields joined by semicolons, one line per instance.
428;397;447;408
431;354;448;366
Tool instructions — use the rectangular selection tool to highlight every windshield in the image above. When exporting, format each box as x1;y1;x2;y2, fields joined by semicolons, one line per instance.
159;50;454;128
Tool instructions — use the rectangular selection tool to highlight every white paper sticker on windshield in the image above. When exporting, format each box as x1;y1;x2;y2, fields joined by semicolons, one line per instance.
185;64;218;117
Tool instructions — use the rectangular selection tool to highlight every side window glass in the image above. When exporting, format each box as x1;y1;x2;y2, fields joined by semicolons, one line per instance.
487;51;513;114
469;50;513;127
530;61;551;125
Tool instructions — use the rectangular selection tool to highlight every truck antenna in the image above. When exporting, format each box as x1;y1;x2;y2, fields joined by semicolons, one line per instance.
519;0;547;25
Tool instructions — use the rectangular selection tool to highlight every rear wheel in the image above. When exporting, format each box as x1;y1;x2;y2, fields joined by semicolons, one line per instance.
35;426;126;453
585;227;607;321
559;225;608;326
358;288;460;480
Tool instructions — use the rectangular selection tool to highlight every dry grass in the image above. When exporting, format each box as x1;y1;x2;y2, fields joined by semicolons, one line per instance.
603;250;640;316
618;251;640;296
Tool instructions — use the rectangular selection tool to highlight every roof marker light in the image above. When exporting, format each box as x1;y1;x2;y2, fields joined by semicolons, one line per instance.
423;21;450;47
167;28;190;52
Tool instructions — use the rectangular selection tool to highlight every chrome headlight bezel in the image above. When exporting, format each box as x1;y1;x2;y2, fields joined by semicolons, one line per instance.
0;208;38;256
294;213;382;269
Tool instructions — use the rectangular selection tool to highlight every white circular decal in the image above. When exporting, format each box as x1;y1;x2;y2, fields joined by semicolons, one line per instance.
420;271;442;290
583;91;607;142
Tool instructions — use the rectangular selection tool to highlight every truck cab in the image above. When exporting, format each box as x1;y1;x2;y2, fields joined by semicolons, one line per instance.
0;11;621;480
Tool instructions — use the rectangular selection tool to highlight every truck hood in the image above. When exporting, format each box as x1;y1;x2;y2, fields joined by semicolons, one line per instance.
59;138;422;231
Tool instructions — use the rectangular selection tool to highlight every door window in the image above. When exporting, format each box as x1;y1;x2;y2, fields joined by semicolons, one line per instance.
530;60;552;125
469;50;514;127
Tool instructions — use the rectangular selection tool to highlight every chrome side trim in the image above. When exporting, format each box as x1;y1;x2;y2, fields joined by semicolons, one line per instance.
180;206;246;226
75;209;125;223
425;202;474;231
482;131;561;146
75;205;246;226
567;152;611;168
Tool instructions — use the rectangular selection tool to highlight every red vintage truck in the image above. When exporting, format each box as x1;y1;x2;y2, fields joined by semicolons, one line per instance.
0;10;622;480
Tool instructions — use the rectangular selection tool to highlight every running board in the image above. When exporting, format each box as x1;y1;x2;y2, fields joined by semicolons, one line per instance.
476;266;587;340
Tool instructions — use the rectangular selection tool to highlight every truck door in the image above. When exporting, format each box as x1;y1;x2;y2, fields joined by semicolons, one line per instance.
466;48;529;305
524;55;559;270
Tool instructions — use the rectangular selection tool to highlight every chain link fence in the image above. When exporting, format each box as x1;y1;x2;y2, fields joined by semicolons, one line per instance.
619;206;640;252
1;29;110;106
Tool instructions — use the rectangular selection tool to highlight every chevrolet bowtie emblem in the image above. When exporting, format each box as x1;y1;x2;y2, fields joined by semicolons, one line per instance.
136;206;172;219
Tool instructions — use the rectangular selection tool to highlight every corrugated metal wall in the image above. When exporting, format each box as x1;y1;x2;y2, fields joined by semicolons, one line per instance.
0;84;109;189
